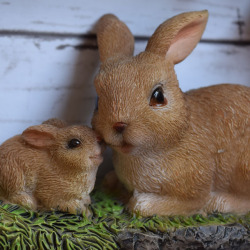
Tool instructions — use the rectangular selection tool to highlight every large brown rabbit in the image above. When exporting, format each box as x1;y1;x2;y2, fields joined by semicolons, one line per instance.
0;119;103;214
92;10;250;216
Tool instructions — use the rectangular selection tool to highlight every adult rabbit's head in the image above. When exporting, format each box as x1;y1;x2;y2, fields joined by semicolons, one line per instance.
92;11;208;155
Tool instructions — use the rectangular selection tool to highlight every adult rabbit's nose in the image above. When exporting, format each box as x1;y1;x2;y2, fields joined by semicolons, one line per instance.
113;122;127;133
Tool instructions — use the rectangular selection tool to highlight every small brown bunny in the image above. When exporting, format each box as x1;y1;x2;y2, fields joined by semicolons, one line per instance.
92;11;250;216
0;119;103;214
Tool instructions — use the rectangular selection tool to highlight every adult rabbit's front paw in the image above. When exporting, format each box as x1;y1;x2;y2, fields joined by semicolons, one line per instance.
127;191;160;217
128;191;208;216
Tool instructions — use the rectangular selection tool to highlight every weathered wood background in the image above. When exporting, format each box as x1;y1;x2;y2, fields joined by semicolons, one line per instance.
0;0;249;176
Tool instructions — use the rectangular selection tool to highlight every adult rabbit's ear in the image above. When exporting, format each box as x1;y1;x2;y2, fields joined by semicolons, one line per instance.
96;14;134;62
22;124;57;148
146;10;208;64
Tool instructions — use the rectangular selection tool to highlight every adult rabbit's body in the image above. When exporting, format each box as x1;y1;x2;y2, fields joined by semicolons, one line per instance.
111;84;250;215
93;11;250;216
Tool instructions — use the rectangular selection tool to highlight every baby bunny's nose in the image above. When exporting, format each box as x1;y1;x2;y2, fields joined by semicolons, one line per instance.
113;122;127;133
96;136;103;145
94;132;104;145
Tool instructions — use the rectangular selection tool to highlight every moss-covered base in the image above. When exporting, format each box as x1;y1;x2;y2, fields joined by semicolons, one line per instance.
0;190;249;249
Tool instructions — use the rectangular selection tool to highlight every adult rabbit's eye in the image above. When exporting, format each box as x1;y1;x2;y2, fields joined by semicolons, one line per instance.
150;87;167;107
67;139;81;149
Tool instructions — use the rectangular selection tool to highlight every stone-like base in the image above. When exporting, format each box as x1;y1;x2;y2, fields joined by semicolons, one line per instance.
1;192;249;249
118;224;250;249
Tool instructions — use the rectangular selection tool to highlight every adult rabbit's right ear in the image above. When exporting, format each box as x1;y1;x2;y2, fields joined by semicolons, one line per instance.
146;10;208;64
96;14;134;62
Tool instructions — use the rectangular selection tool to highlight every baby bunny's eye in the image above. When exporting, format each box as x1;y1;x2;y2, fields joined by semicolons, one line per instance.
67;139;81;149
150;87;167;107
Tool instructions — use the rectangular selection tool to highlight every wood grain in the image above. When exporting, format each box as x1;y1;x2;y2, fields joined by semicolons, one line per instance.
0;0;250;40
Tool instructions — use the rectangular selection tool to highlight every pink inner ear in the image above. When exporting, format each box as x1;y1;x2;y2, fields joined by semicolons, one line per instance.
23;130;55;148
166;20;206;64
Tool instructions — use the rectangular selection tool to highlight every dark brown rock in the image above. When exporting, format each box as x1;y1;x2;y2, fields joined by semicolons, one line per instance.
118;224;250;250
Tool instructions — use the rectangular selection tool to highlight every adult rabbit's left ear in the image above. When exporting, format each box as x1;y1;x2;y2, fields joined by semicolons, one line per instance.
96;14;134;62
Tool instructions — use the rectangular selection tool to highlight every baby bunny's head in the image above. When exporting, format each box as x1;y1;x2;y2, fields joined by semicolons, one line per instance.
22;124;103;169
92;11;208;154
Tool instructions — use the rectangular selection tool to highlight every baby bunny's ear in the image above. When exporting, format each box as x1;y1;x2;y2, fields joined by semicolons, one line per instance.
146;10;208;64
96;14;134;62
22;124;57;148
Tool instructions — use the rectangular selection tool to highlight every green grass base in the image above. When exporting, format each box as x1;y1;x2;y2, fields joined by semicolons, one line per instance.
0;189;249;249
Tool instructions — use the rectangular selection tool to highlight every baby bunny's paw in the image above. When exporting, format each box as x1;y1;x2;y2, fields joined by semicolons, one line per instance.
66;195;92;216
73;204;91;217
9;192;37;210
64;199;89;215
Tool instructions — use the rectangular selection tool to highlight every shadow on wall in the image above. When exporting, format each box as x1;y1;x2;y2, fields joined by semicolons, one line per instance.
244;6;250;41
58;40;99;125
57;34;113;182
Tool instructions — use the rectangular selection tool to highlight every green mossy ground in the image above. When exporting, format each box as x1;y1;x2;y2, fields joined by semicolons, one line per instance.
0;190;249;249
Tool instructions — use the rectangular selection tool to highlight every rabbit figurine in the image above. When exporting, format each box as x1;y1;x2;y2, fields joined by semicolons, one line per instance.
92;11;250;216
0;119;103;214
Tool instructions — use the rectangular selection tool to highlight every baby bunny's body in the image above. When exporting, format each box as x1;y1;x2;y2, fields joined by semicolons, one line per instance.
93;11;250;216
0;119;103;214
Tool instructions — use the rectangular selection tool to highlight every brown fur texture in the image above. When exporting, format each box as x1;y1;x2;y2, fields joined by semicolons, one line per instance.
0;119;103;214
92;11;250;216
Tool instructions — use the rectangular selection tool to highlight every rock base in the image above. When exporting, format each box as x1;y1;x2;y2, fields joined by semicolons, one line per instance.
118;223;250;249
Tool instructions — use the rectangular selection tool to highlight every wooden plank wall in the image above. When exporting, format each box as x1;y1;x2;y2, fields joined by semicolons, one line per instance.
0;0;249;176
